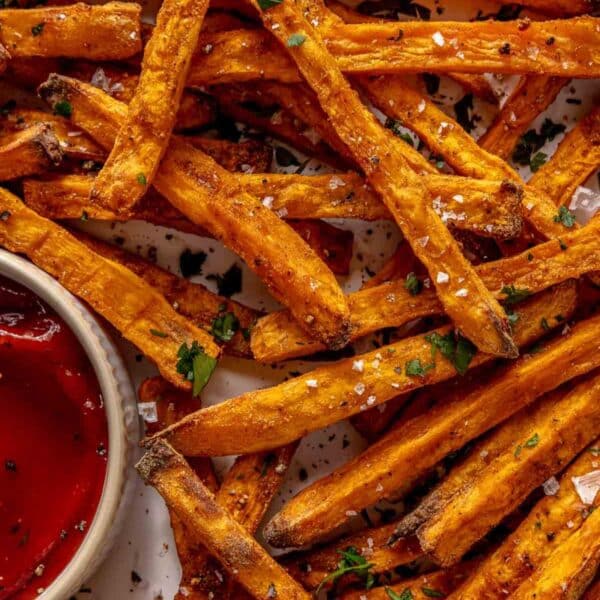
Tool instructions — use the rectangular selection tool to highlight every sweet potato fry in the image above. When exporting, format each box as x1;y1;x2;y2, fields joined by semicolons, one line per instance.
343;560;477;600
22;167;526;238
492;0;598;17
283;524;422;590
450;440;600;599
254;0;517;359
135;440;310;600
410;375;600;566
510;507;600;600
479;76;568;159
0;188;220;389
149;282;576;462
323;0;498;103
138;377;222;600
72;232;258;358
0;3;141;60
251;220;600;362
38;75;351;349
189;17;600;84
1;108;104;161
257;290;600;550
0;123;62;180
90;0;210;213
529;106;600;208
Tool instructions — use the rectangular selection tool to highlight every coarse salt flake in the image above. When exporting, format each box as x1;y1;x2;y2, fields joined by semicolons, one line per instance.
354;382;366;395
436;271;449;284
455;288;468;297
352;360;365;373
571;470;600;505
305;379;319;388
262;196;274;208
432;31;445;47
543;476;560;496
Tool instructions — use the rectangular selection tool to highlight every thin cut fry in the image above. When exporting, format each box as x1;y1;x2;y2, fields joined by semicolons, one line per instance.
251;220;600;362
0;188;220;388
450;440;600;599
22;176;355;276
529;106;600;207
38;75;351;349
258;290;600;550
323;0;497;103
510;507;600;600
283;524;422;590
479;76;568;159
148;282;576;460
189;17;600;84
73;232;258;358
0;123;62;180
90;0;210;213
135;440;310;600
343;561;477;599
254;0;517;359
1;108;105;161
23;170;524;238
0;3;141;60
411;375;600;565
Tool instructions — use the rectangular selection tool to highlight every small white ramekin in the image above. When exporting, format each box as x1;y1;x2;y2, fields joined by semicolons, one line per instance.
0;249;139;599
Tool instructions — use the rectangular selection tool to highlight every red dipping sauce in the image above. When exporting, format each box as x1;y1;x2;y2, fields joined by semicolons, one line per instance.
0;276;108;599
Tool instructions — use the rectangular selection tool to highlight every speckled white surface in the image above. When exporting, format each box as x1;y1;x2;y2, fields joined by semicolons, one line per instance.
40;0;600;597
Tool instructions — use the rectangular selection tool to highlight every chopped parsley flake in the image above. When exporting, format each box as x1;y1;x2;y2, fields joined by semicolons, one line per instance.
287;33;306;47
422;588;445;598
316;547;375;594
53;100;72;118
530;152;548;173
405;358;434;378
540;317;550;331
425;331;476;376
501;285;531;305
257;0;282;9
211;311;239;342
525;432;540;448
31;22;44;36
136;172;147;185
404;272;422;296
386;589;413;600
553;206;576;228
176;341;217;396
149;329;168;338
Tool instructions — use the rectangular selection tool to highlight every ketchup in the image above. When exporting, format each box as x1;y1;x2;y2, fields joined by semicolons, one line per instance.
0;276;108;599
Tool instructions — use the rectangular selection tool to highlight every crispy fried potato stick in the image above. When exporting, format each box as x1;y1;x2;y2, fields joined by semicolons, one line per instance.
254;0;516;358
478;76;568;159
343;561;477;600
135;440;310;600
510;507;600;600
252;220;600;362
0;3;141;60
22;169;524;238
189;17;600;84
492;0;598;17
22;176;355;276
73;232;258;358
1;108;105;161
411;375;600;566
529;106;600;208
148;282;575;460
0;189;220;387
260;290;600;550
90;0;209;213
39;75;351;349
0;123;62;180
283;524;422;590
138;377;219;600
323;0;498;103
450;440;600;599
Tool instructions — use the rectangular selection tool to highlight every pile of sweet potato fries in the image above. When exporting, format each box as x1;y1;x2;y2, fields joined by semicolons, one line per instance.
0;0;599;597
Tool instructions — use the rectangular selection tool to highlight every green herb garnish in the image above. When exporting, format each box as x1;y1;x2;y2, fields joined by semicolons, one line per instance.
501;284;531;305
422;588;445;598
316;547;375;594
553;206;576;228
176;341;217;396
386;589;413;600
405;358;434;378
31;22;44;36
136;172;147;185
525;432;540;448
530;151;547;172
287;33;306;47
404;272;422;296
53;100;72;118
211;311;239;342
425;331;476;376
257;0;282;10
540;317;549;331
149;328;168;338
